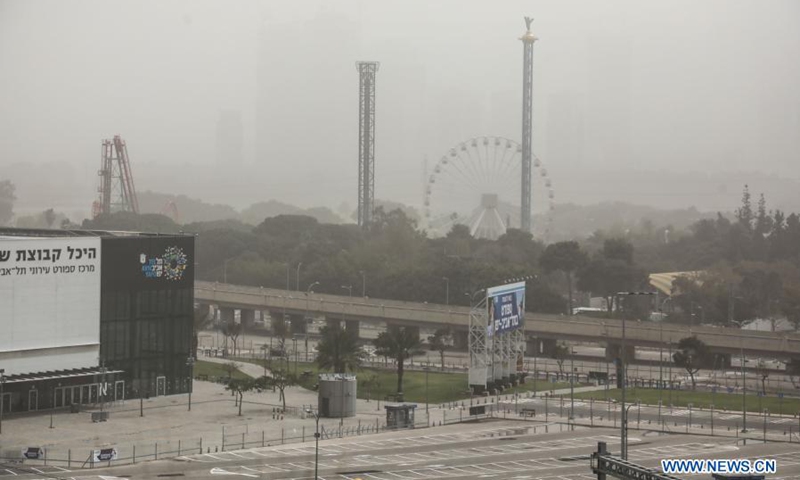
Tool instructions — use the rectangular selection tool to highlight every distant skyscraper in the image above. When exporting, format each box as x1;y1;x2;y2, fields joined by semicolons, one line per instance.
215;110;244;167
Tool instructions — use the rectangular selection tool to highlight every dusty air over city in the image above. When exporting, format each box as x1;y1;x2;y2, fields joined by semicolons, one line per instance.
1;1;799;480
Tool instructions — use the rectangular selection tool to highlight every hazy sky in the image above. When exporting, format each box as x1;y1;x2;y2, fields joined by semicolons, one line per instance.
1;0;799;217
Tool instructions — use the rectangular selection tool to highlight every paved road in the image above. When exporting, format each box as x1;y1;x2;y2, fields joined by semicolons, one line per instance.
11;421;800;480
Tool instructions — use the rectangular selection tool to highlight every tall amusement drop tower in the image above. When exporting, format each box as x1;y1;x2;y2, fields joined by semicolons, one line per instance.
356;61;379;229
520;17;538;233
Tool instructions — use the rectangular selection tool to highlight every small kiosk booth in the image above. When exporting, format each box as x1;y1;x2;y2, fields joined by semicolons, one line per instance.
384;403;417;429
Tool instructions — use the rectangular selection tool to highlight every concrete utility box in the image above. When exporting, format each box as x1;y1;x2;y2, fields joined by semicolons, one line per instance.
385;404;417;429
317;373;356;419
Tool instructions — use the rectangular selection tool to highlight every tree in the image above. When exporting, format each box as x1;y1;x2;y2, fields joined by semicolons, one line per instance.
577;239;648;314
315;325;365;373
755;359;770;396
43;208;56;228
540;241;588;315
577;258;648;313
373;326;424;401
735;184;753;231
782;282;800;331
221;321;242;357
222;361;240;382
361;373;381;402
552;341;569;376
427;328;452;371
0;180;15;226
272;315;289;353
672;336;712;390
269;367;297;411
225;376;268;416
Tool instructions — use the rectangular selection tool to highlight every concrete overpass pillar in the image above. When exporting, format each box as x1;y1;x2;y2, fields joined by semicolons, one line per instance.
345;320;360;338
219;307;235;325
453;330;468;351
605;343;635;362
385;323;419;340
290;315;307;335
240;309;255;328
325;319;341;330
787;358;800;375
539;338;558;357
715;353;732;369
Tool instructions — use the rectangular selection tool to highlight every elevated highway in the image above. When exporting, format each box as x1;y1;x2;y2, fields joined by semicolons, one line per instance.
195;281;800;363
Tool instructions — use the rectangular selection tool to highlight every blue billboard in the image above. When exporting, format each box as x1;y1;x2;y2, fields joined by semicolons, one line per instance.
487;281;525;335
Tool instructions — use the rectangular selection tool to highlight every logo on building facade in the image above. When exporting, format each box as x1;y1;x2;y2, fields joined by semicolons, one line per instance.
140;246;188;281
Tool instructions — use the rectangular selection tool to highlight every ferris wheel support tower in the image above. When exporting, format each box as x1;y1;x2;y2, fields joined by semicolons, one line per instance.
520;17;538;233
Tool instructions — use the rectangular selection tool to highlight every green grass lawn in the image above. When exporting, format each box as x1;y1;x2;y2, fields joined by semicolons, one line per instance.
234;357;574;404
574;388;800;415
195;360;251;382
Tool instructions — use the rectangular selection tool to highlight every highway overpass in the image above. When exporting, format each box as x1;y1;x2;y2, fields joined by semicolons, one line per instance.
195;281;800;366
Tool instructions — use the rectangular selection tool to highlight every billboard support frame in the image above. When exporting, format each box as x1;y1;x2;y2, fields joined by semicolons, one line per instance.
468;297;489;390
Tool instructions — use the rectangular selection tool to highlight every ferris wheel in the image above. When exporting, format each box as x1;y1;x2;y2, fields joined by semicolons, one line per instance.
423;136;554;240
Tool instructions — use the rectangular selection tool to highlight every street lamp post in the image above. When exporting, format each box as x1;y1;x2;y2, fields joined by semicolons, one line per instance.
442;277;449;305
360;270;366;297
741;341;747;432
341;285;353;324
423;364;430;416
570;347;575;421
186;356;195;411
296;262;303;291
293;337;298;375
0;369;5;435
99;361;107;413
305;281;320;328
615;290;656;460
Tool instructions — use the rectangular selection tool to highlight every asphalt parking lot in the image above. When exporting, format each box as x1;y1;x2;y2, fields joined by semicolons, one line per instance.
11;419;799;480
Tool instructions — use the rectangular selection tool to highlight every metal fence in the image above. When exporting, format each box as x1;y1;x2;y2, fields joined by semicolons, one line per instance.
1;412;432;470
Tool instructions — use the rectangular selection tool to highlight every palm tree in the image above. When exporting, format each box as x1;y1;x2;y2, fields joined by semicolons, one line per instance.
315;325;365;373
427;328;451;371
374;326;424;402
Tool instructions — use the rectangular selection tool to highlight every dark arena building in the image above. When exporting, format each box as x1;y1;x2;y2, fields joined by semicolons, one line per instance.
0;228;194;415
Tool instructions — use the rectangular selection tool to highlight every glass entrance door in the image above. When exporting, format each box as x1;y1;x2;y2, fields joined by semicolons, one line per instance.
28;390;38;411
114;380;125;402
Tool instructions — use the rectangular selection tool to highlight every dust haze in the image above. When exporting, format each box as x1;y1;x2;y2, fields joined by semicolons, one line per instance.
1;0;799;220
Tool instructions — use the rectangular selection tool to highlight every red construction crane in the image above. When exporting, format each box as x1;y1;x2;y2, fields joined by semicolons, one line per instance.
92;135;139;217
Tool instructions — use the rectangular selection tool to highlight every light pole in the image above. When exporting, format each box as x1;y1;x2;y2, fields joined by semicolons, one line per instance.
615;290;656;460
442;277;449;305
305;281;320;326
423;364;430;416
186;356;195;411
569;347;575;421
296;262;303;291
99;360;107;413
359;270;366;297
0;368;5;434
293;337;298;375
729;320;747;433
285;263;290;290
741;341;747;432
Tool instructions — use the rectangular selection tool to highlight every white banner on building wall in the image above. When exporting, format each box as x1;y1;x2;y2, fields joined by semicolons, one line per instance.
0;236;101;374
